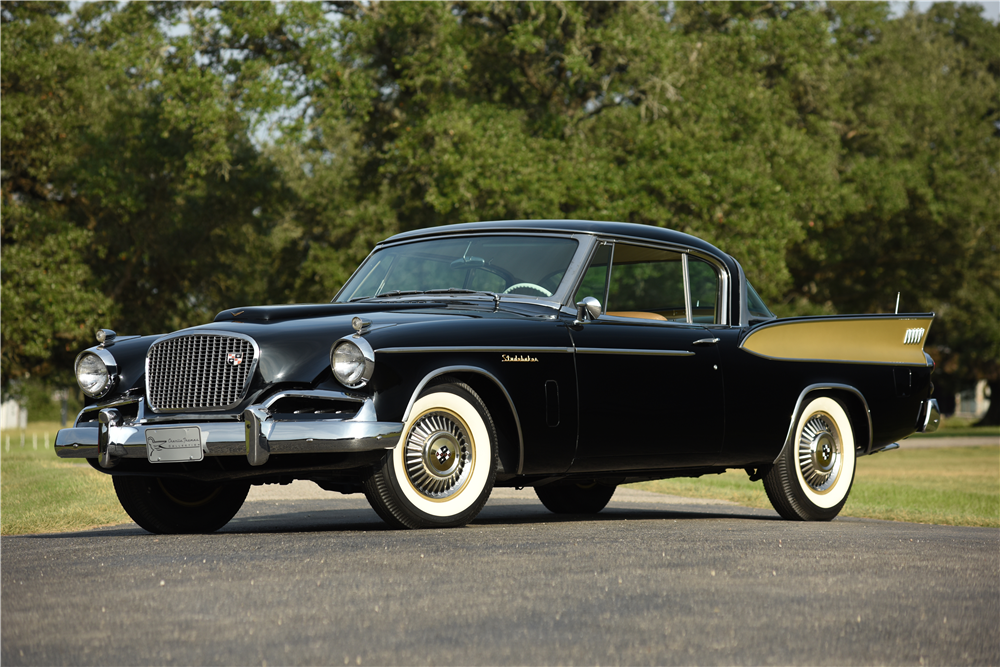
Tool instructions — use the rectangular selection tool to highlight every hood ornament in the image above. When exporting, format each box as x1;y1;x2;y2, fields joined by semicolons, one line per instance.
352;317;372;334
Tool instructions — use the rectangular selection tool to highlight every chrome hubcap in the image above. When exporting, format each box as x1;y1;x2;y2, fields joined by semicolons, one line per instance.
797;413;841;493
404;411;473;500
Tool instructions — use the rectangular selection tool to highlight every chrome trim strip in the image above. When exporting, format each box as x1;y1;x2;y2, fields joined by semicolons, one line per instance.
775;384;874;463
378;346;574;355
681;253;693;324
576;348;696;357
401;366;526;475
145;330;261;413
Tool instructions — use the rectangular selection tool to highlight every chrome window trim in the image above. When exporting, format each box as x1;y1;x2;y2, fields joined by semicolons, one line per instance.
568;238;731;326
145;330;261;413
401;366;525;475
333;232;596;310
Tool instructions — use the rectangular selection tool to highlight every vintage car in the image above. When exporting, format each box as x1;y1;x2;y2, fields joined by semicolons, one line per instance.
56;220;940;532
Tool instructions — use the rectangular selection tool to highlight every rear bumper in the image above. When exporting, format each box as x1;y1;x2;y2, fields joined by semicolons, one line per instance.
56;394;403;469
916;398;941;434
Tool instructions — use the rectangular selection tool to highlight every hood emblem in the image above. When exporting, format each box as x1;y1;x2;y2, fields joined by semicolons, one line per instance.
226;352;244;366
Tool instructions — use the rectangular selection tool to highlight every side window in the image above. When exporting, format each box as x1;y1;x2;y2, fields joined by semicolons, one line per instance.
689;258;721;324
606;244;686;321
575;242;724;324
574;244;612;305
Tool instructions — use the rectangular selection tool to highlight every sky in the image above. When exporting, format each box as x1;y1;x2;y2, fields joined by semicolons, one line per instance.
889;1;1000;21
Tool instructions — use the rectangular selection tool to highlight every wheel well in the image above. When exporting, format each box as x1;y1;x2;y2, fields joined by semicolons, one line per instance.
802;388;872;455
446;372;521;477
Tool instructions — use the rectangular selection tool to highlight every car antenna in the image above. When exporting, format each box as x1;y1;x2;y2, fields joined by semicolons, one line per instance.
895;292;901;314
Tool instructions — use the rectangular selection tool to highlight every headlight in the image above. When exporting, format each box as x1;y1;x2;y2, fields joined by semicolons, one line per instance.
75;349;117;398
331;338;375;388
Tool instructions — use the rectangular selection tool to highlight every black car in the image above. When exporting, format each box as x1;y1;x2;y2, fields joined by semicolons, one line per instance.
56;220;940;532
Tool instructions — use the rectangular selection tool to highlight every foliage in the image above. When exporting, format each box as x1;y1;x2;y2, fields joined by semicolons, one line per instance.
1;1;997;408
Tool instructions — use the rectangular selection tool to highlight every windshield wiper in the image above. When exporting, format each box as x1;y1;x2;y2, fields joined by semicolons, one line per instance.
370;290;425;299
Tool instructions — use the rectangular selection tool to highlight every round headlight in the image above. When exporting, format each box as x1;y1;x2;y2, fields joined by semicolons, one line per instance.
75;351;115;397
331;339;374;388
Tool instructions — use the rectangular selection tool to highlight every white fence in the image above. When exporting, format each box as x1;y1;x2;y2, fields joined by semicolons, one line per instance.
0;400;28;431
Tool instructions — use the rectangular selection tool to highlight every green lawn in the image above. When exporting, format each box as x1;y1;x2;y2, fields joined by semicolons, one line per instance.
1;422;129;535
630;444;1000;528
3;422;998;534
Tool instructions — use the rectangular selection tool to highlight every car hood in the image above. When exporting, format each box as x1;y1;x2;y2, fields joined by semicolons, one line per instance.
195;299;554;385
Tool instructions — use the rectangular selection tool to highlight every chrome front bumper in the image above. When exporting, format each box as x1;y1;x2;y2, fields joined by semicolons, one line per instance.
55;394;403;469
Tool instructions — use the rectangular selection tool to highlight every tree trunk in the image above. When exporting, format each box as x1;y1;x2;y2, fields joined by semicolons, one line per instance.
974;379;1000;427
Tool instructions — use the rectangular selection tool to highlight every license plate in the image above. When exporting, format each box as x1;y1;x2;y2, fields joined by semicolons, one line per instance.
146;427;204;463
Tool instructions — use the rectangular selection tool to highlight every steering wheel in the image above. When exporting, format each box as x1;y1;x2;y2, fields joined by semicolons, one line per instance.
502;283;553;297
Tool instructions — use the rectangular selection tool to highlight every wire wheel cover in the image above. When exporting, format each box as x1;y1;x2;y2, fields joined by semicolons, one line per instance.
796;413;842;493
404;410;474;500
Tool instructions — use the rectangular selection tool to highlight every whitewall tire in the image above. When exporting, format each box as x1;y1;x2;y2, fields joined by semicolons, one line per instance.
364;378;497;529
763;396;856;521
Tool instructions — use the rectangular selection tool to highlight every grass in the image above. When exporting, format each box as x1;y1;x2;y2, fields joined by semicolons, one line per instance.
630;444;1000;528
2;422;998;534
1;421;129;536
910;414;1000;439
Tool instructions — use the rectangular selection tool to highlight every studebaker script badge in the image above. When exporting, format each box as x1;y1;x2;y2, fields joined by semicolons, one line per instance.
502;354;539;362
146;427;204;463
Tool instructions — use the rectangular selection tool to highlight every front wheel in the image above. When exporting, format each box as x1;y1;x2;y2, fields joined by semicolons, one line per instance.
113;476;250;534
535;481;617;514
762;396;856;521
363;378;498;529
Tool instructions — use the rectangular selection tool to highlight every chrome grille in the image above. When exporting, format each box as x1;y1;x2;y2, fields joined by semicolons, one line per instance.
146;332;257;412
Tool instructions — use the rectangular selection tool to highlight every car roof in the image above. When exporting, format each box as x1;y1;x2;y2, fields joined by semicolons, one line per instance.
382;220;727;258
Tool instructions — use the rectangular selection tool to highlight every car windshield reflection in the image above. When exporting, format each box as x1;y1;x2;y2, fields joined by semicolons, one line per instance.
336;236;579;302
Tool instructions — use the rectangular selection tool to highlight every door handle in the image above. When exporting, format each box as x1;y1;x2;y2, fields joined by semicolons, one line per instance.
692;337;720;346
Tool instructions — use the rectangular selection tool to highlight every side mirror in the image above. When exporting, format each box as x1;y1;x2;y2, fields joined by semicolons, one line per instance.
574;297;602;325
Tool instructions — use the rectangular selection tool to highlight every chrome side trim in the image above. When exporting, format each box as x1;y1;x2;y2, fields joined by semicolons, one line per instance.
378;346;573;355
575;348;695;357
401;366;526;475
869;442;900;455
775;384;874;463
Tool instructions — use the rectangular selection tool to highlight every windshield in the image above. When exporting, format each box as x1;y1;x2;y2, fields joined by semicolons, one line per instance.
335;235;580;302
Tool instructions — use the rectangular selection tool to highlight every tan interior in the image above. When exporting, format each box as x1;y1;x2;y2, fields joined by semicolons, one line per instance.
606;311;668;321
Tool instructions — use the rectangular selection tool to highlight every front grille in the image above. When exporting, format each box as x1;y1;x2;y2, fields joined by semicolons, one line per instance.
146;332;257;412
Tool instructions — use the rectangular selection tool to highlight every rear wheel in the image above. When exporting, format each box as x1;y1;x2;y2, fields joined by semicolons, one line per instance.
113;476;250;534
364;378;497;529
535;481;617;514
763;396;856;521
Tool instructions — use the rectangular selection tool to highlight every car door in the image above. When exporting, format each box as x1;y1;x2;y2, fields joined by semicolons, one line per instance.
568;241;726;471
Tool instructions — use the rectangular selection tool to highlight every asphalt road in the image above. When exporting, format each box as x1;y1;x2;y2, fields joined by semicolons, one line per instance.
2;486;997;666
